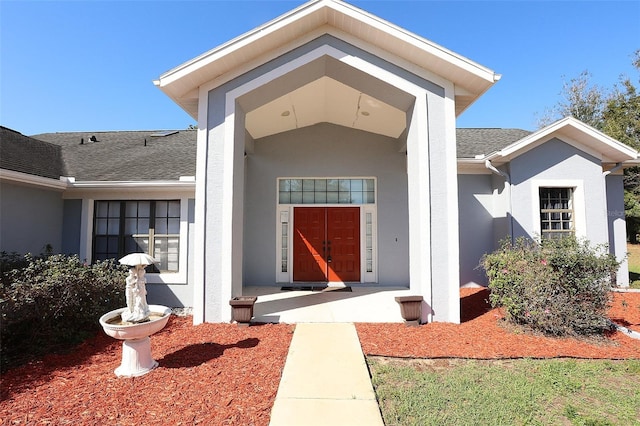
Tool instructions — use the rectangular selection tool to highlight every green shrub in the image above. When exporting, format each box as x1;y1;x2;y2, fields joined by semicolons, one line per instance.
481;236;619;336
0;254;127;371
0;251;30;279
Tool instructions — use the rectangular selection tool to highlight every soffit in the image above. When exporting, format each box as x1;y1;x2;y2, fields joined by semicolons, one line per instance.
155;0;498;119
245;76;406;139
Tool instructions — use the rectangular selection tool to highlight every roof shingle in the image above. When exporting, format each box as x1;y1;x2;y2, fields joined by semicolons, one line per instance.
0;126;65;179
30;130;197;181
456;128;532;158
2;127;530;182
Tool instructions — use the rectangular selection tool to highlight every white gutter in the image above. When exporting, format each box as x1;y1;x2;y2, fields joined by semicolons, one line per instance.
484;159;509;182
67;180;196;189
485;159;514;243
0;169;67;190
1;169;196;192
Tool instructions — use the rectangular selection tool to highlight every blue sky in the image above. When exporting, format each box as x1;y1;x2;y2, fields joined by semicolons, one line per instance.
1;0;638;135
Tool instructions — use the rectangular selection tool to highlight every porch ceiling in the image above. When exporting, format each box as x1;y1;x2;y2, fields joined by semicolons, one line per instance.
245;76;406;139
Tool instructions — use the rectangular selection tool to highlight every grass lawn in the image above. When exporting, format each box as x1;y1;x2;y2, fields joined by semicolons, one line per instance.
627;243;640;288
369;357;640;426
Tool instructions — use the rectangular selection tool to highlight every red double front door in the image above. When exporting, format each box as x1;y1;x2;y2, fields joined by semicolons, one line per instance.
293;207;360;282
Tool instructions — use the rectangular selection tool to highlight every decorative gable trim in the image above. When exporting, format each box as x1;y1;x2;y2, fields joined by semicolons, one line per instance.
155;0;498;118
489;117;638;164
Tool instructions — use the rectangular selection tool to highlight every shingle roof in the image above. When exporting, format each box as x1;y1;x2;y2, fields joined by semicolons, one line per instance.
456;128;532;158
30;130;197;181
2;127;530;182
0;126;65;179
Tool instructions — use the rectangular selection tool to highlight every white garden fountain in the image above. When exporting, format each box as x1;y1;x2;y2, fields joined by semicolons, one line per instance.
99;253;171;377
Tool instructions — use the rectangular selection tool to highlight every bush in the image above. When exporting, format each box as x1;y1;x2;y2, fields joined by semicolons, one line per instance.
481;236;619;336
0;254;127;371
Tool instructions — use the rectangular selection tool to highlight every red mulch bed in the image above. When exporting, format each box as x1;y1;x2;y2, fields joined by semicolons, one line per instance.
0;320;294;425
1;289;639;425
357;288;640;359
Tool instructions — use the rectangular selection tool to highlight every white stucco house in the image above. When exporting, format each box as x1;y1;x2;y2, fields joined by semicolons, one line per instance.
1;0;636;325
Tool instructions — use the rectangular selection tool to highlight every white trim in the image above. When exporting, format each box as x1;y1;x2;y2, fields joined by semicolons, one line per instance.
191;86;210;325
221;44;431;117
531;180;586;239
495;117;637;163
361;205;378;283
80;199;93;263
0;169;67;190
443;85;461;323
275;206;293;283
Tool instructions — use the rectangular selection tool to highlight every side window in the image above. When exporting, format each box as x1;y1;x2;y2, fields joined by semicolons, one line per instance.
539;187;574;239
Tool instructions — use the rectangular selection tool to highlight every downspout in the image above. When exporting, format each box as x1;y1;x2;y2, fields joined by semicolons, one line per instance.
602;162;623;177
485;160;513;243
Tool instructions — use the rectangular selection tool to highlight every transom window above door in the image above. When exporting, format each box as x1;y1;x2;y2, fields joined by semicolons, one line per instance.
278;178;375;204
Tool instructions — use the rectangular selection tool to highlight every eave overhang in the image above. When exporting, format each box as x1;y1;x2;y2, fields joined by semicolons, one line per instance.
1;169;196;195
154;0;499;119
483;117;639;166
0;169;67;191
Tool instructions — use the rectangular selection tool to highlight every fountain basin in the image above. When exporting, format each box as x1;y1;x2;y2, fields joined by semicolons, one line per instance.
99;305;171;377
100;305;171;340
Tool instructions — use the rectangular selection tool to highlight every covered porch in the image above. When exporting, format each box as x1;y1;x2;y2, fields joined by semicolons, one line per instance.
244;285;415;323
154;0;499;325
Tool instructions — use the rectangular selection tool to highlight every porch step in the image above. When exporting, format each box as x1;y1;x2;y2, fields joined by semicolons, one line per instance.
269;323;384;426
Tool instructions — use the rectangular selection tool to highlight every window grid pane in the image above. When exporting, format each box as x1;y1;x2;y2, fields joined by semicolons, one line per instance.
281;222;288;273
365;213;373;273
93;200;180;272
93;201;120;260
278;178;375;204
539;188;574;239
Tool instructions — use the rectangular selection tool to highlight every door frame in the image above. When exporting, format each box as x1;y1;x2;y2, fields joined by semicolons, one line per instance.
275;178;378;284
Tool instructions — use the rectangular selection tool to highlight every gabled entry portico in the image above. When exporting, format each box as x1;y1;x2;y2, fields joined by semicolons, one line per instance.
154;0;499;325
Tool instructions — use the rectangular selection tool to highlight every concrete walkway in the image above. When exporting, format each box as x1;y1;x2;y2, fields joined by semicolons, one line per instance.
269;323;384;426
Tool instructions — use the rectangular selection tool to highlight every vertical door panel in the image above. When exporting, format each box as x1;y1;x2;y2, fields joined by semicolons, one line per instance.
293;207;326;281
327;207;360;282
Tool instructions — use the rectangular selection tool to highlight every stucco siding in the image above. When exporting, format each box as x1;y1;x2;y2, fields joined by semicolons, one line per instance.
457;174;495;286
61;199;82;255
510;138;608;244
244;123;409;285
0;182;64;254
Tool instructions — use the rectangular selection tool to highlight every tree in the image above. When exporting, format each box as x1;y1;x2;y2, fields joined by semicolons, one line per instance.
539;50;640;241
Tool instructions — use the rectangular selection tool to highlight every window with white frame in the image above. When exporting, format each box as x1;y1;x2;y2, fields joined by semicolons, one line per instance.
93;200;180;272
278;178;375;204
539;188;574;239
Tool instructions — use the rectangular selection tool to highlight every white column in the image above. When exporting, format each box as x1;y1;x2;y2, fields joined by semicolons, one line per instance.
406;94;432;320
